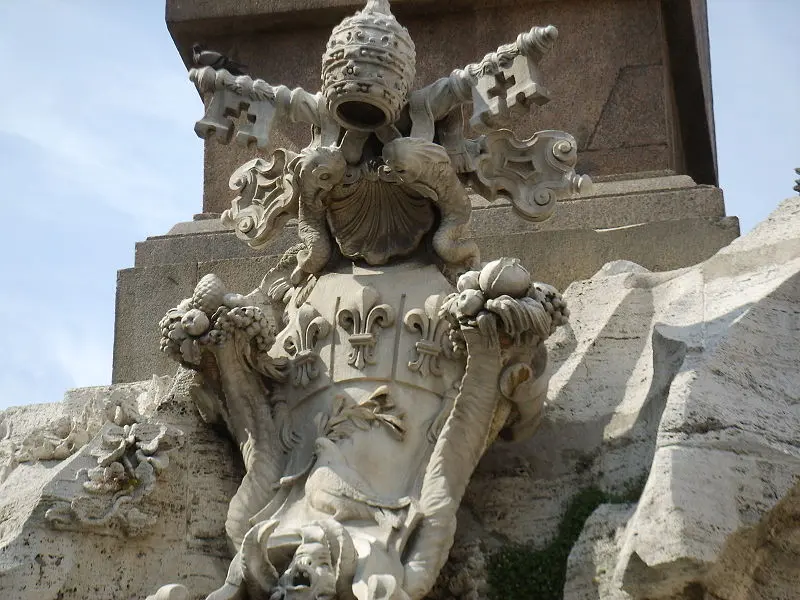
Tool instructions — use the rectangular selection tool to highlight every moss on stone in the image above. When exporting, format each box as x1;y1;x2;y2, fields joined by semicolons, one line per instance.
487;479;644;600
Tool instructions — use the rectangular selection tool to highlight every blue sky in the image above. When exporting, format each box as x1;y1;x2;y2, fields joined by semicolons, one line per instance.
0;1;798;410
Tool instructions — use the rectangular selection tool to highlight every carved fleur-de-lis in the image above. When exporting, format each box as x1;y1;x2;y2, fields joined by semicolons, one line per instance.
404;293;454;377
283;304;331;387
337;286;395;370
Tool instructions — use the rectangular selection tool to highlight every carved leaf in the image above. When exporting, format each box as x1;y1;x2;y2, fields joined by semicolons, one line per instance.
323;388;406;442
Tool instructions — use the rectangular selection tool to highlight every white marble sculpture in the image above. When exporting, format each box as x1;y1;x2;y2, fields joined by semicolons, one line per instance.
150;1;588;598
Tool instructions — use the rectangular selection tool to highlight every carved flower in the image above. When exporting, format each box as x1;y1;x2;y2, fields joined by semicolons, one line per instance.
87;422;184;494
46;420;184;537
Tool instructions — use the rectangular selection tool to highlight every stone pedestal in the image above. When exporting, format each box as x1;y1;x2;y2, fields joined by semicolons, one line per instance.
166;0;718;213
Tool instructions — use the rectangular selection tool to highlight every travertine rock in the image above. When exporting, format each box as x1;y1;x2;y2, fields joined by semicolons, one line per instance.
0;374;242;600
560;196;800;599
564;504;635;600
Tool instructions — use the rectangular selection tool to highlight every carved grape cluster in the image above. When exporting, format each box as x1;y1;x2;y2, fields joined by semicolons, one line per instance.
159;298;194;363
209;306;273;351
530;282;569;333
159;273;275;366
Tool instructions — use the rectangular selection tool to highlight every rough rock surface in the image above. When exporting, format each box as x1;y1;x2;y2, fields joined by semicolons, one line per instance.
561;197;800;599
0;373;243;600
564;504;635;600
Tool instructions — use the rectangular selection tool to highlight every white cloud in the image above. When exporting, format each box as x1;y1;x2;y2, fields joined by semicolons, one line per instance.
0;1;202;230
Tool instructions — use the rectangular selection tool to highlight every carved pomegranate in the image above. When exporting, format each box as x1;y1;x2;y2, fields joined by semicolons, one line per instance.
478;258;531;299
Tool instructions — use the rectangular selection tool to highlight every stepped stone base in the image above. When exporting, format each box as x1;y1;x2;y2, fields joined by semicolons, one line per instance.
112;175;738;383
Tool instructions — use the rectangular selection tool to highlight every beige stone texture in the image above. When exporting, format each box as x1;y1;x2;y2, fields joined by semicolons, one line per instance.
134;225;297;267
165;0;715;213
475;215;739;292
564;504;636;600
554;197;800;599
113;263;198;384
0;377;242;600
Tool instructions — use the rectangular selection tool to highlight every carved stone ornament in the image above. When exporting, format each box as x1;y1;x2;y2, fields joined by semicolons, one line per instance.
404;293;454;378
337;285;396;370
150;1;590;598
46;421;185;536
285;304;332;387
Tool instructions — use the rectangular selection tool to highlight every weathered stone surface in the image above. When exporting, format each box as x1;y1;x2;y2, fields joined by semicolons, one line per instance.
472;183;725;234
476;215;739;292
134;228;283;266
0;375;242;600
113;263;198;384
554;197;800;599
564;504;635;600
